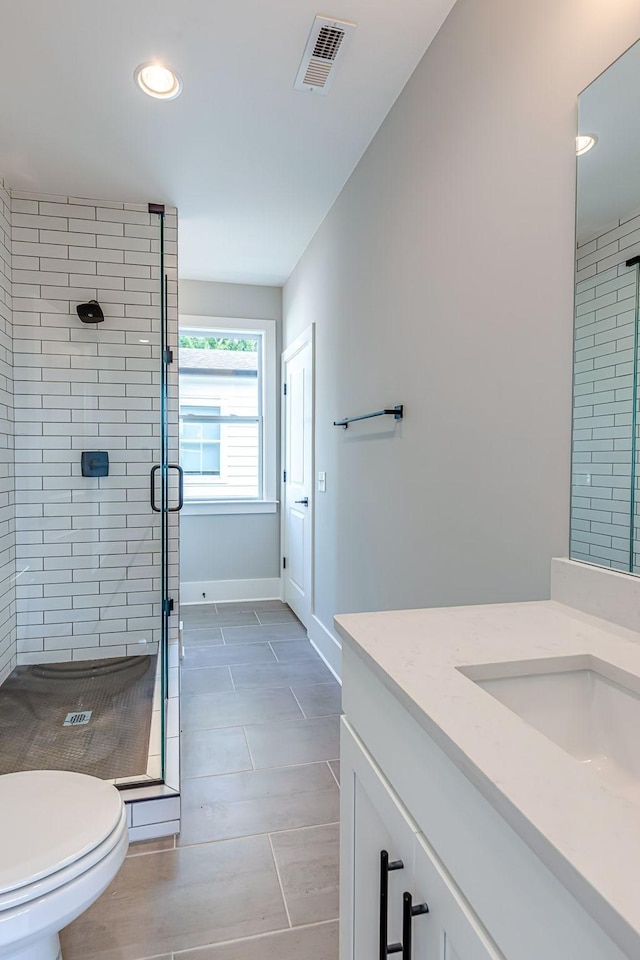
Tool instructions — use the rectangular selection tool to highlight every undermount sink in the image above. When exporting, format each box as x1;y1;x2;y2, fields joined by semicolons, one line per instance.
459;655;640;803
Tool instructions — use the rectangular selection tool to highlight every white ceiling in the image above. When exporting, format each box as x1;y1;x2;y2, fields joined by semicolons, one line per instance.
0;0;455;285
578;38;640;244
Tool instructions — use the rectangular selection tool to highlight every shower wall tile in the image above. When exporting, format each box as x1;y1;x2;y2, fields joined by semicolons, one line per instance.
10;193;179;665
0;179;15;685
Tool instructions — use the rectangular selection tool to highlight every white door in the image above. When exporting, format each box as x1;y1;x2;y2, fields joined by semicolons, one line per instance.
282;328;314;626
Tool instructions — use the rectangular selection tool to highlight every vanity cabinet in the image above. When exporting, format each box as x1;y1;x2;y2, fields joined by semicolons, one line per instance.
342;719;504;960
339;641;632;960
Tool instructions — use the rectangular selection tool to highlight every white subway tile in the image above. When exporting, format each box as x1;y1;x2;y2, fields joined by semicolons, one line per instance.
73;245;124;263
73;645;127;659
14;213;68;231
13;241;68;259
99;234;150;252
40;202;96;220
72;272;122;290
12;199;39;215
19;650;70;664
70;217;123;237
97;208;151;225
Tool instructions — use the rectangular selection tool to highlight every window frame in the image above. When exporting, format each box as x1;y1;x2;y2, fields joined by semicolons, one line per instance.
178;315;278;516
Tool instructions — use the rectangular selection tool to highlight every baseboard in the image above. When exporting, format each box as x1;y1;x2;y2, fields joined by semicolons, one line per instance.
307;614;342;682
180;577;282;605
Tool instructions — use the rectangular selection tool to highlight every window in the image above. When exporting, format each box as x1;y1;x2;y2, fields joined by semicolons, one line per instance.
178;317;277;514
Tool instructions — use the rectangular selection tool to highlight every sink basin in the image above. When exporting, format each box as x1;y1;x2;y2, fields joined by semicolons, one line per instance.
459;655;640;803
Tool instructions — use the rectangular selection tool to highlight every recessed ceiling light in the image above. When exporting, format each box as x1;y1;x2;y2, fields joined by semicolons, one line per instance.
576;134;597;156
135;62;182;100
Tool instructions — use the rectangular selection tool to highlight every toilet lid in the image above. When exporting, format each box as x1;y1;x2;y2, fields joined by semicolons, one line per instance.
0;771;124;895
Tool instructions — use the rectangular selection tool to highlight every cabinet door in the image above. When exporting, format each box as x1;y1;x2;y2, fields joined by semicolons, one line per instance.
341;719;417;960
411;833;505;960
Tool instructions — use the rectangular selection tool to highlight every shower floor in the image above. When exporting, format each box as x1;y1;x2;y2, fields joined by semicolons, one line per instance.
0;655;157;781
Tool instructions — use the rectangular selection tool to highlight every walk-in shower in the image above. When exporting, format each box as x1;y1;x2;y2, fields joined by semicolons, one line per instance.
0;191;180;789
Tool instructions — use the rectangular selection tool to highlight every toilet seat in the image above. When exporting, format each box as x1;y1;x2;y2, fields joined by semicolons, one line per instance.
0;771;126;912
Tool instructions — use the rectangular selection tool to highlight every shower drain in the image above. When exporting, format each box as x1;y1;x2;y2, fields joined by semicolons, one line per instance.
63;711;92;727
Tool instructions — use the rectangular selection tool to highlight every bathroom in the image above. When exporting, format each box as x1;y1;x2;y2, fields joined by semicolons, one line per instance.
2;0;640;959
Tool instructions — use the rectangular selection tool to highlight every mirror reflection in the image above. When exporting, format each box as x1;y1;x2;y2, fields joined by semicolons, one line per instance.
571;39;640;573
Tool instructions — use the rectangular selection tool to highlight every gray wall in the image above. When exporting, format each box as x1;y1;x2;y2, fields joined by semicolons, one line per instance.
283;0;640;637
179;280;282;587
180;513;280;583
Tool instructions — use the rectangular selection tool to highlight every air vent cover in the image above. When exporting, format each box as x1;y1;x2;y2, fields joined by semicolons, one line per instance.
294;15;356;94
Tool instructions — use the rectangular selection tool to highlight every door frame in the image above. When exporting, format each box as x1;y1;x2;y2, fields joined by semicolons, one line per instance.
280;324;315;623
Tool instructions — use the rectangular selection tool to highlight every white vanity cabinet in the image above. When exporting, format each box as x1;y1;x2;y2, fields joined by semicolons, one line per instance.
341;719;504;960
339;639;634;960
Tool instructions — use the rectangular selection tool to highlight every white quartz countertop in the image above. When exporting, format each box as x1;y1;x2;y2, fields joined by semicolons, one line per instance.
335;600;640;956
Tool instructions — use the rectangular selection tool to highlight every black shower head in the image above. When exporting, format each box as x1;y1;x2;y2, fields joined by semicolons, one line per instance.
76;300;104;323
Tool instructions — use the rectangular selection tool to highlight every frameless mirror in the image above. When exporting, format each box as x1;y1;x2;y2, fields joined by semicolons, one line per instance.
571;39;640;573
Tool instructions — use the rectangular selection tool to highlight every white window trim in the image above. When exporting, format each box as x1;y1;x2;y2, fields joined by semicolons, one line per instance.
179;314;279;517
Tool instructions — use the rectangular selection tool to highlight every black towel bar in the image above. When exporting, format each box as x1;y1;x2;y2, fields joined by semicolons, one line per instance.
333;404;404;429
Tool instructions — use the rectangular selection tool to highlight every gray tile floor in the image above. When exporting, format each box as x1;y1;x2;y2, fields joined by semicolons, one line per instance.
61;601;341;960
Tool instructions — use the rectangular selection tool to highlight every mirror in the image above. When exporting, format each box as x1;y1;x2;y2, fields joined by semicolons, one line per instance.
571;40;640;573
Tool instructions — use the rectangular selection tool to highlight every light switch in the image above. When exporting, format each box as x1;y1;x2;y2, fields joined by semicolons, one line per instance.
318;471;326;493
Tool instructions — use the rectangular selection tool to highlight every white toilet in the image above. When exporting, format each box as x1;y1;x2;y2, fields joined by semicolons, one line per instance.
0;770;129;960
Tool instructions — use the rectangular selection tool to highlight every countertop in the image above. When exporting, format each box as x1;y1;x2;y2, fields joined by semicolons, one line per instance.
335;600;640;956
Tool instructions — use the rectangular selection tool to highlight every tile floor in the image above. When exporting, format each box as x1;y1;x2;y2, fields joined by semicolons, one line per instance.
61;600;341;960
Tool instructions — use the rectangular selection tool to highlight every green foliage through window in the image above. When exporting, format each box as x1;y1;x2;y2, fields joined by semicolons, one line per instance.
179;336;257;351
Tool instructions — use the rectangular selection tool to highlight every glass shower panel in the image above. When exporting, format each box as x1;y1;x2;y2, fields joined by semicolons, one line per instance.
570;260;638;572
5;202;170;786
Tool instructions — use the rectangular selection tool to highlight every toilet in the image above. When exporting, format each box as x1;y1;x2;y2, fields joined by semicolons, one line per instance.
0;770;129;960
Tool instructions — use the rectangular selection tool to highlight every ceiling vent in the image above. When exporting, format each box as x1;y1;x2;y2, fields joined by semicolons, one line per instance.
294;15;356;95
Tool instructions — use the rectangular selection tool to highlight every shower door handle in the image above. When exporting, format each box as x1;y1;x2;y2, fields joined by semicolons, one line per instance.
150;464;184;512
150;465;161;513
168;464;184;512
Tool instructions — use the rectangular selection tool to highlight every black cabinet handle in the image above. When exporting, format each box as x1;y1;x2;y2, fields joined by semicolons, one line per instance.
402;892;429;960
380;850;404;959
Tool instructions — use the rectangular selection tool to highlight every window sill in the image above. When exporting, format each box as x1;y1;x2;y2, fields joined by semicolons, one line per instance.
182;500;279;516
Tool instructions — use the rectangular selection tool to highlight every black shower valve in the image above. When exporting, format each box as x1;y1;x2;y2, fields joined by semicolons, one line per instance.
81;451;109;478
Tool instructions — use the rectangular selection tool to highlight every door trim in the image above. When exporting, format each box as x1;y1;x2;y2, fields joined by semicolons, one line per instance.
281;324;315;624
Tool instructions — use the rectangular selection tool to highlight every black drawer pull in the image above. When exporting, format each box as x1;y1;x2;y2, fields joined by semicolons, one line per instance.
402;891;429;960
380;850;404;959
